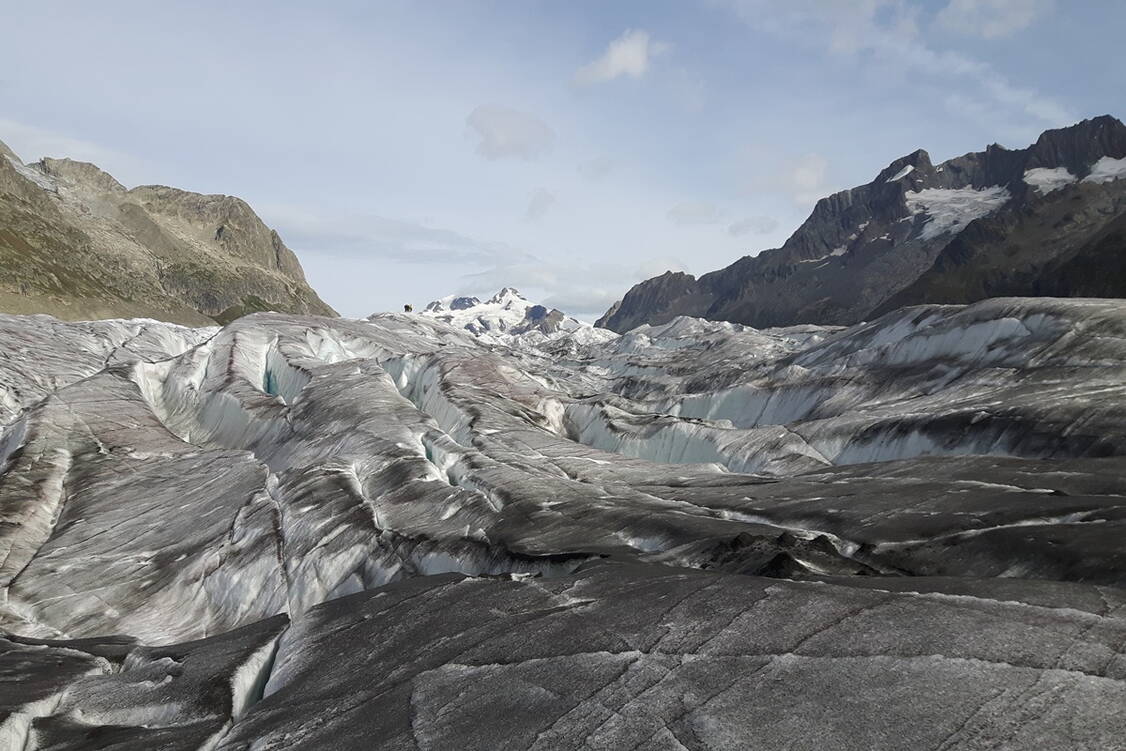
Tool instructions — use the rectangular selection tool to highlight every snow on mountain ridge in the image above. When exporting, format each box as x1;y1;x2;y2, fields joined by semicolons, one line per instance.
904;186;1012;241
1023;166;1078;194
1083;155;1126;184
417;287;614;344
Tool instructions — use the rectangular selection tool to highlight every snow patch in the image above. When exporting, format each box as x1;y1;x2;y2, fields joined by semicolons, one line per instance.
904;186;1010;240
887;164;915;182
1083;156;1126;184
5;155;58;192
1023;167;1077;195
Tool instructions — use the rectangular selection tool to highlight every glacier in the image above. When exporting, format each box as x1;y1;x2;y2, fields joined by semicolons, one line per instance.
1;297;1125;748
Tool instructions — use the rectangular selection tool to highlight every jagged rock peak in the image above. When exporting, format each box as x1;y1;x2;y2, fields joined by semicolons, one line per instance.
34;157;126;193
876;148;933;183
1028;114;1126;175
487;286;525;305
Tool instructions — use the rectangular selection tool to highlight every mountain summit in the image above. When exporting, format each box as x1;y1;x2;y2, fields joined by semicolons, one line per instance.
598;115;1126;332
0;141;334;325
416;287;606;342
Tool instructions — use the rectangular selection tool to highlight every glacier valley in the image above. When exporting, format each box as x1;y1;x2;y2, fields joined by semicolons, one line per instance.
1;297;1125;749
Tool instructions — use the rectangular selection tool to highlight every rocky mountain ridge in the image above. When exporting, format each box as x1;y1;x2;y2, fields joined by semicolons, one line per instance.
0;140;335;325
598;115;1126;332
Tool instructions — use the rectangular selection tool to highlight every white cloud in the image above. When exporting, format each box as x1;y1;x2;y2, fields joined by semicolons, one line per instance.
574;29;668;85
525;188;556;221
936;0;1053;39
666;201;724;225
728;216;779;236
578;156;615;180
465;105;555;160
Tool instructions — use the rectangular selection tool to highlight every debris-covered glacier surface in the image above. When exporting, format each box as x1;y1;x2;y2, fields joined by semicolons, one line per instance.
1;297;1125;749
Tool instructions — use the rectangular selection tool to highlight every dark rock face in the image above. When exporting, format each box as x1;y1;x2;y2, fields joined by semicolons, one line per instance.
511;304;568;335
876;180;1126;313
598;115;1126;332
448;295;481;311
0;144;335;326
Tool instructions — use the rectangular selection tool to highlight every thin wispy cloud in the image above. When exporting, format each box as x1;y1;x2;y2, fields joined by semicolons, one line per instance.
667;201;724;225
465;105;555;160
786;153;832;206
728;216;779;236
525;188;556;221
578;156;615;180
262;203;533;267
714;0;1074;136
937;0;1054;39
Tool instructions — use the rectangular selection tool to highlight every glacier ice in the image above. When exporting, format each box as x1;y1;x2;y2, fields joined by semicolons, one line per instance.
1;296;1125;747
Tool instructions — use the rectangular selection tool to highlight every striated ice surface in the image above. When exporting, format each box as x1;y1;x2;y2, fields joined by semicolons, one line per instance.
1;296;1126;747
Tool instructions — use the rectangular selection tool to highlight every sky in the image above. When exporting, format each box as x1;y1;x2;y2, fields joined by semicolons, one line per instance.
2;0;1124;318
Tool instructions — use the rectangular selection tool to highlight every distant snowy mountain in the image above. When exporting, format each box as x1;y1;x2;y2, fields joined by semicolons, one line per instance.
417;287;615;344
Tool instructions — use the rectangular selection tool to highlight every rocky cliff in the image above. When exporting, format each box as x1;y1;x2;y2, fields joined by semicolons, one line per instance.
0;142;335;325
598;116;1126;332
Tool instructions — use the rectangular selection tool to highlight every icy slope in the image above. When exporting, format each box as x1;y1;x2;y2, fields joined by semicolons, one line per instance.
1;298;1125;747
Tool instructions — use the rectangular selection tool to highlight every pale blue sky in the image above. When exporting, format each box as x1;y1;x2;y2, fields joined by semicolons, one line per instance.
3;0;1123;317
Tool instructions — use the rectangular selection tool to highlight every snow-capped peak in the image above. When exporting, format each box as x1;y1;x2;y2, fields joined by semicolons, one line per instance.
414;288;616;345
487;287;525;306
